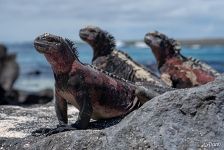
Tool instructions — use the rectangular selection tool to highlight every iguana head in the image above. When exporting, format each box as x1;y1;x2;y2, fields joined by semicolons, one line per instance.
34;33;79;73
144;31;181;68
79;26;115;61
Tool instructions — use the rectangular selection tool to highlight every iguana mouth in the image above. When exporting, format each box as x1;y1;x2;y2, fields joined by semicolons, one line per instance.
34;33;62;53
144;32;162;47
144;34;152;45
79;29;89;40
79;28;96;43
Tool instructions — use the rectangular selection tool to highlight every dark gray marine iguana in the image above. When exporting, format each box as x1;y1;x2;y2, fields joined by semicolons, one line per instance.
0;44;19;93
144;31;220;88
79;26;168;87
0;44;20;104
0;44;53;105
32;33;160;136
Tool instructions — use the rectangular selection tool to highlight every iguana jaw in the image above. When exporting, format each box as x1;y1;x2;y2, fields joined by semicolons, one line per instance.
144;32;163;48
79;26;99;46
34;33;63;54
144;32;166;68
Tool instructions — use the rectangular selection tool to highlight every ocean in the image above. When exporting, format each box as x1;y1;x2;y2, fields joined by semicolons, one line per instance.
6;42;224;91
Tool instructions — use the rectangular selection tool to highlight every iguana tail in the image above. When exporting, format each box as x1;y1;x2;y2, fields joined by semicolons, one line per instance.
135;86;159;104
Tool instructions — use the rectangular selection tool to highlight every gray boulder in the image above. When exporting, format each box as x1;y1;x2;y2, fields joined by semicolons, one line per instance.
1;76;224;150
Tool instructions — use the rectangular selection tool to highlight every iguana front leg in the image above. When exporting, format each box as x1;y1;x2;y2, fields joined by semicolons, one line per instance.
32;90;72;136
135;86;160;104
55;90;68;126
71;90;92;129
68;74;93;129
42;87;93;134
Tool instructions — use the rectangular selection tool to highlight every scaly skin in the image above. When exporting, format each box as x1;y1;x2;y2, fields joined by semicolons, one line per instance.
79;26;168;87
32;33;159;136
144;31;220;88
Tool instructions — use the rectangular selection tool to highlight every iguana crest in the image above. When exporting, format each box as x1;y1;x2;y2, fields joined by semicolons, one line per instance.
65;38;79;60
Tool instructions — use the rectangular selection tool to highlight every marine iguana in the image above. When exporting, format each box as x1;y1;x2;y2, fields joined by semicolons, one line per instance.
79;26;167;87
0;54;19;91
32;33;159;135
0;44;53;105
0;44;7;59
0;45;19;102
144;31;220;88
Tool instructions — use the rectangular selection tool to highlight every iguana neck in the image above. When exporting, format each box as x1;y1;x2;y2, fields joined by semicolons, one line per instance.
54;72;70;90
92;41;114;62
44;52;74;74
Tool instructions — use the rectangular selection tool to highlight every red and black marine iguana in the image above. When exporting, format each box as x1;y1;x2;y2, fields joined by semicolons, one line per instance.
144;31;220;88
32;33;160;136
79;26;168;87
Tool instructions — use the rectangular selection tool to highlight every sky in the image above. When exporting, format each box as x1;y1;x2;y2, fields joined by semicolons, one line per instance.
0;0;224;42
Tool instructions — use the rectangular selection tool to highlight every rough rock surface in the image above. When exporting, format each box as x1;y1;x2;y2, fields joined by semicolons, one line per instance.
1;76;224;150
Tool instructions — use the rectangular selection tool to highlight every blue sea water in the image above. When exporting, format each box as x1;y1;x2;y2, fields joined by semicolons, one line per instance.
6;42;224;91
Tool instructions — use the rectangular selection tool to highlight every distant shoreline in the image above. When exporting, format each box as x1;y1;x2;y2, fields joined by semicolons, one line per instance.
179;38;224;46
124;38;224;46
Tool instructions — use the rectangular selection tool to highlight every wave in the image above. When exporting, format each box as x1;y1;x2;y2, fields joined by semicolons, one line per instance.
116;40;125;48
190;44;201;50
134;42;148;48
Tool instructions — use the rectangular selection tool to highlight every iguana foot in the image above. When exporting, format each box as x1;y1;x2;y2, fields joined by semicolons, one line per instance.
135;86;159;104
31;128;52;136
31;124;76;136
71;120;87;129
